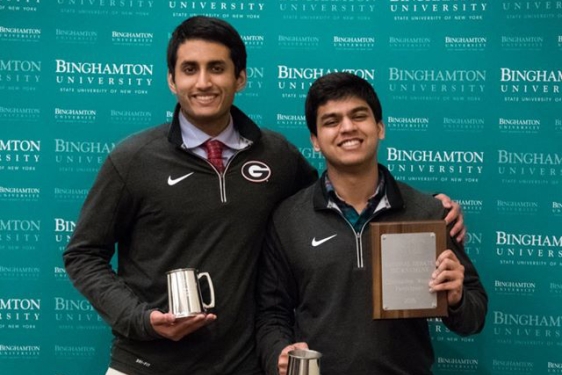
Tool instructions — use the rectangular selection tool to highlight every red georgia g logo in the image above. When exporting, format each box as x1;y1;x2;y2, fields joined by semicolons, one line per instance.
241;161;271;182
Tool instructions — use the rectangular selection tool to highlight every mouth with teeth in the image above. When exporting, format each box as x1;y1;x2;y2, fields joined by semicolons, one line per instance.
192;94;218;105
338;138;362;149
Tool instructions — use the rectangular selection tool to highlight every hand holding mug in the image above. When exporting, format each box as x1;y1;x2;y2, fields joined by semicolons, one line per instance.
278;342;309;375
150;310;216;341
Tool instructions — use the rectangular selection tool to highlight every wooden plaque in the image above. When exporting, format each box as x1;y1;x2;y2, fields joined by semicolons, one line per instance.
371;220;448;320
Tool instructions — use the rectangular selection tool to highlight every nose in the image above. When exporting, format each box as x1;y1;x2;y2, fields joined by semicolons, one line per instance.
195;71;212;89
340;116;356;132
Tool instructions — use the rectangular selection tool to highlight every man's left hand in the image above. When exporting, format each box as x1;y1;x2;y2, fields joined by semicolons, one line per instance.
429;249;465;307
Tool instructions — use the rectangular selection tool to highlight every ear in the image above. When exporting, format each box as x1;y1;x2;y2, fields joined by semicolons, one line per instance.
235;70;247;92
310;134;320;152
378;121;385;140
167;72;177;94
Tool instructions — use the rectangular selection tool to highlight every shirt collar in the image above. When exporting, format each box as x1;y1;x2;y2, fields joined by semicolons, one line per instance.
178;110;251;150
324;170;385;201
324;169;388;213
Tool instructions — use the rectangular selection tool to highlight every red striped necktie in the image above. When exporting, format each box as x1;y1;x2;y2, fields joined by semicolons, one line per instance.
204;139;225;173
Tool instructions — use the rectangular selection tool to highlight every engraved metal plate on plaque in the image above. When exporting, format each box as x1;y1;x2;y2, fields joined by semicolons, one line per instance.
381;232;436;311
371;220;448;319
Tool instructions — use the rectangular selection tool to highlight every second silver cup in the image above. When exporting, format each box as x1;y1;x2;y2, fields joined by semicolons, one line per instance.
287;349;322;375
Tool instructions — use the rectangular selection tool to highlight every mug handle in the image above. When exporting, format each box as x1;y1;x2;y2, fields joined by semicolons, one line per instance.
197;272;215;309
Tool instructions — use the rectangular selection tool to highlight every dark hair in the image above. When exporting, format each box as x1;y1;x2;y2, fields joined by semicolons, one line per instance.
305;72;383;135
167;16;247;79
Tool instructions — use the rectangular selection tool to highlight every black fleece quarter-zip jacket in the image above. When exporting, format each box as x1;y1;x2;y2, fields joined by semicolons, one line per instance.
63;104;318;375
256;165;488;375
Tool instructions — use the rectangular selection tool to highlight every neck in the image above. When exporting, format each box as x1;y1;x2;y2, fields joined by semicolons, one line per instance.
327;163;379;213
181;109;230;138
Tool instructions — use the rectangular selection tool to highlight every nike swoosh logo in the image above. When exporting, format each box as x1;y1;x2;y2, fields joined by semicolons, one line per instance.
167;172;194;186
311;234;337;247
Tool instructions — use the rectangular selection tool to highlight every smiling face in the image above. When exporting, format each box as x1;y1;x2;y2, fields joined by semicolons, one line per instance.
311;96;385;174
167;39;246;136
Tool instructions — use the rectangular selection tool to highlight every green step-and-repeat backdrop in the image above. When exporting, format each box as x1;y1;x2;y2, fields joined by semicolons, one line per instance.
1;1;561;374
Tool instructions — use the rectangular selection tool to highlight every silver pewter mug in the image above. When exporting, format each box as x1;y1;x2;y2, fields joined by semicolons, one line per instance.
287;349;322;375
167;268;215;318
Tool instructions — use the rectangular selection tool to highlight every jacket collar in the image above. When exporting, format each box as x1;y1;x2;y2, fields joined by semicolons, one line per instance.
313;164;404;212
167;103;262;147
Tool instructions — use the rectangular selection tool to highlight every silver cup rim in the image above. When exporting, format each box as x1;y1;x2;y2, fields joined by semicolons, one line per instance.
166;267;198;274
288;349;322;359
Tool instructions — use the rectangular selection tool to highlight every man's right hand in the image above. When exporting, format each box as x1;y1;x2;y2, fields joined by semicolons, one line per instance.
278;342;309;375
150;310;217;341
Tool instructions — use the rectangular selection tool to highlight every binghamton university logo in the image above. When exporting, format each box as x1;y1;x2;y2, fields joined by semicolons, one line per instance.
54;108;96;124
0;26;41;43
492;359;534;373
54;297;105;330
109;109;152;125
54;345;96;358
389;36;431;51
497;150;561;186
0;139;41;172
0;106;40;122
169;1;264;19
444;36;487;51
56;29;98;44
333;35;375;51
278;0;376;21
0;297;41;330
388;67;486;101
495;230;562;267
390;0;488;22
242;34;265;49
277;65;375;98
0;186;40;202
500;68;562;103
55;59;153;95
502;0;562;20
0;219;41;250
57;0;154;17
501;35;543;51
386;116;429;132
385;148;484;184
494;279;536;296
54;138;114;173
0;59;41;91
111;30;153;46
493;310;562;346
498;117;540;134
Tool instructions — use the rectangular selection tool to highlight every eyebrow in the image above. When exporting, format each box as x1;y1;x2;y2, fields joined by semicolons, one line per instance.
319;105;370;121
179;60;227;68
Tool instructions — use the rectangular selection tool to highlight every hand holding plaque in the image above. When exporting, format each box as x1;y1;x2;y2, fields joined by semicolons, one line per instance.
371;220;448;320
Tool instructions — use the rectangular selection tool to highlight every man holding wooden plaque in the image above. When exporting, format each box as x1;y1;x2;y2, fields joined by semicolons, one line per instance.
256;72;488;375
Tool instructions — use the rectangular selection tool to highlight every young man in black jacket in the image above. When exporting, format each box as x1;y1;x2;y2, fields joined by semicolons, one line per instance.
63;16;318;375
256;72;487;375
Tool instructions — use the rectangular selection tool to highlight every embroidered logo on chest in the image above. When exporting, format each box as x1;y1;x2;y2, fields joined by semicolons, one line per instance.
241;161;271;182
167;172;194;186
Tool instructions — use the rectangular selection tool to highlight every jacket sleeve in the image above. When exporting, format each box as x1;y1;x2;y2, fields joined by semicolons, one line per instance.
256;218;298;375
288;142;318;193
441;222;488;336
62;155;160;341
